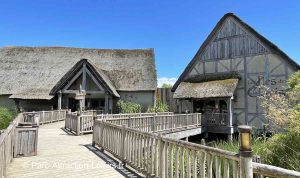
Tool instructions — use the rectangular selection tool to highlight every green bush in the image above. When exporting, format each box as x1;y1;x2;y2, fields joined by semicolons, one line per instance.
147;100;169;113
211;133;300;171
0;107;16;130
261;132;300;171
117;100;142;113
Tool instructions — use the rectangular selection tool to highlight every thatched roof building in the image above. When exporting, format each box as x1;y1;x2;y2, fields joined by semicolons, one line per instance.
172;13;299;138
0;46;157;112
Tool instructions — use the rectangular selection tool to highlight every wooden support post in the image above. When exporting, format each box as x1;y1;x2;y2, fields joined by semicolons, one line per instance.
105;94;109;114
228;96;233;127
239;125;253;178
58;90;62;110
82;63;87;91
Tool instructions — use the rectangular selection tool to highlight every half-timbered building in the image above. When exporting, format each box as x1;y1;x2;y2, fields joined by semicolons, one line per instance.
172;13;300;138
0;47;157;113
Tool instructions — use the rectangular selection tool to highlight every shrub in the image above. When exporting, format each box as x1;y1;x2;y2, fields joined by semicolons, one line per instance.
261;132;300;171
117;100;142;113
147;100;169;113
0;107;16;130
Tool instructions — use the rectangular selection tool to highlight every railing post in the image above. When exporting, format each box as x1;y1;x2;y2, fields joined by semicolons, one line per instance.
128;116;131;128
120;124;126;166
151;116;155;132
42;111;45;124
76;113;81;136
51;110;54;123
185;114;188;127
92;111;97;147
239;125;253;178
158;133;165;178
99;120;104;152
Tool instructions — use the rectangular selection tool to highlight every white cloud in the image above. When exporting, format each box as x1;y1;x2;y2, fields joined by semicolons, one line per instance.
157;77;177;87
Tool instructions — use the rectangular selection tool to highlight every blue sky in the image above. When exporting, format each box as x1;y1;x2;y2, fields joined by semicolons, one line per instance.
1;1;300;86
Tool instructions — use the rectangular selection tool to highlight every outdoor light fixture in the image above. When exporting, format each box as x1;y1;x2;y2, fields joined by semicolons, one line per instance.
238;125;252;156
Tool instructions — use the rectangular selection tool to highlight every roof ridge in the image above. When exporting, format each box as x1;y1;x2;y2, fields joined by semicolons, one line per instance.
2;46;154;51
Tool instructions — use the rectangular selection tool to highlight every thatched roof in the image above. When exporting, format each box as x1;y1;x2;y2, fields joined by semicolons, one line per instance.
0;46;156;100
172;13;300;92
173;79;239;99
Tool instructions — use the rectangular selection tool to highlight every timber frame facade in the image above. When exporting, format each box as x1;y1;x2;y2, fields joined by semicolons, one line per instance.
172;13;300;138
50;59;119;113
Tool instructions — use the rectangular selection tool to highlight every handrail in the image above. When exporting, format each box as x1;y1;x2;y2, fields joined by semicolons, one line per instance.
253;162;300;178
97;112;174;119
104;113;202;133
93;119;239;178
22;109;68;125
0;114;23;178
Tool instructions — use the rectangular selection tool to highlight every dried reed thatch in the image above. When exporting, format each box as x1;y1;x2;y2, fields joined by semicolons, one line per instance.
0;46;157;100
173;78;239;99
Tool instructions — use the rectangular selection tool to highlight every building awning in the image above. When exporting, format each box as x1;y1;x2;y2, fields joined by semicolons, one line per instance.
173;79;239;99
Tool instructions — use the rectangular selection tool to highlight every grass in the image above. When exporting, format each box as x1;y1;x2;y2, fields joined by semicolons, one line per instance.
210;134;300;171
208;137;265;156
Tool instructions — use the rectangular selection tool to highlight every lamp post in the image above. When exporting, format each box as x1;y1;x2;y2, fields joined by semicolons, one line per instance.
238;125;253;178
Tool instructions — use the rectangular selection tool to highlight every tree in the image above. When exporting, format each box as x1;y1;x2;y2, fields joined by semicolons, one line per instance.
259;71;300;133
161;83;173;88
258;71;300;171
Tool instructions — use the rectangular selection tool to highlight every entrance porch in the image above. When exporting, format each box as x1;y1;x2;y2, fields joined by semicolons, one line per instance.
174;79;239;140
51;59;120;114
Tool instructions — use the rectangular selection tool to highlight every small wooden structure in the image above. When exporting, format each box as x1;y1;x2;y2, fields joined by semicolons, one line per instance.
14;123;38;157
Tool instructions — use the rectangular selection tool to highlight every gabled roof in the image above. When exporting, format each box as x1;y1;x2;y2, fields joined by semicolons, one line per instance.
172;13;300;92
0;46;157;100
50;59;120;97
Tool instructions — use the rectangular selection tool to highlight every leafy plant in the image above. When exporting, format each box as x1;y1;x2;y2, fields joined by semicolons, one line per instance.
259;70;300;133
0;107;16;130
147;100;169;113
261;132;300;171
161;83;173;88
117;100;142;113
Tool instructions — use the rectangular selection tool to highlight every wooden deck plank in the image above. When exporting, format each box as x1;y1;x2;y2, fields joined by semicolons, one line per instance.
7;122;127;178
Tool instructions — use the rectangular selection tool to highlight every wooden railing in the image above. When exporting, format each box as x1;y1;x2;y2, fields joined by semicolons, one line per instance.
0;114;22;178
93;120;300;178
65;112;175;136
97;112;174;119
105;113;201;133
65;113;94;135
202;113;229;126
93;120;239;178
253;162;300;178
22;110;68;125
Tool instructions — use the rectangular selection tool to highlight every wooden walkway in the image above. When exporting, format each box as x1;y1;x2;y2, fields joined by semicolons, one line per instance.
7;121;141;178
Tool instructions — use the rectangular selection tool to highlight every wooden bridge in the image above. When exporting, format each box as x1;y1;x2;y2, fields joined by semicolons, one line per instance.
1;110;300;178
